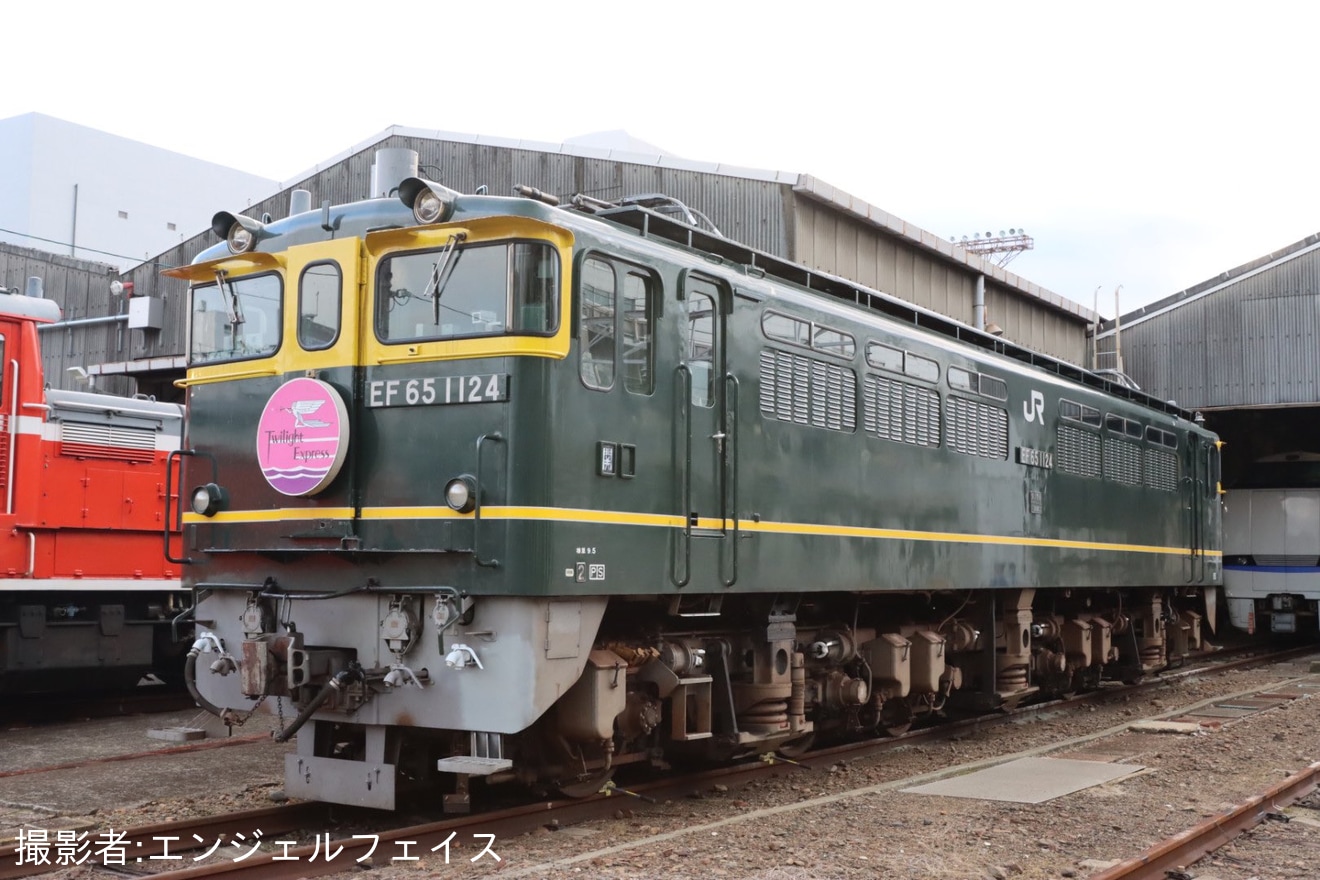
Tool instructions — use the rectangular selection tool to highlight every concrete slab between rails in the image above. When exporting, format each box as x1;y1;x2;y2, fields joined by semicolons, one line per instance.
1128;720;1205;734
899;756;1146;804
146;727;207;743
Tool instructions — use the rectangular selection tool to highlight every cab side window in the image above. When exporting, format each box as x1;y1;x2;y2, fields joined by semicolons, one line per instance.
299;262;341;350
687;289;716;408
579;258;616;390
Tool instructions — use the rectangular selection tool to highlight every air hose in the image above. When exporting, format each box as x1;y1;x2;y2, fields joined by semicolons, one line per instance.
274;665;362;743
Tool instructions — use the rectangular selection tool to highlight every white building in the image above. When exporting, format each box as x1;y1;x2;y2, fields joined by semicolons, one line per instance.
0;113;277;272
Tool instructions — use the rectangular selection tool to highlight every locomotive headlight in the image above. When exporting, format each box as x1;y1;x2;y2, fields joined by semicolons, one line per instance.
398;177;460;226
444;476;477;514
210;211;266;255
414;190;447;224
227;223;255;254
191;482;228;517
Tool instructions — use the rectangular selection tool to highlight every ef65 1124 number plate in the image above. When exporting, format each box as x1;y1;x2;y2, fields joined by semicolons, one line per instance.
366;374;508;408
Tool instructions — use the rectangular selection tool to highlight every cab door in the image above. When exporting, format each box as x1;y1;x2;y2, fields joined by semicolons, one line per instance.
266;236;363;530
673;271;736;587
286;239;360;370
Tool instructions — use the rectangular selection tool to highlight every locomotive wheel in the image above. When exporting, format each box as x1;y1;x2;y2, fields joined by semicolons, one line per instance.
556;766;615;799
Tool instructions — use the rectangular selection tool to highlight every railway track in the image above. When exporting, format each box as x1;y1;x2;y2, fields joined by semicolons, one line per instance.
3;640;1311;880
1089;762;1320;880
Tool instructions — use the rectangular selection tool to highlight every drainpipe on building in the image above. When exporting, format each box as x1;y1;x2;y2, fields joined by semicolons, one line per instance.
973;274;986;331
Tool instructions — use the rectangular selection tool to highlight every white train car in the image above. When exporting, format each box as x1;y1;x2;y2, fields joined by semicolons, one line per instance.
1223;452;1320;634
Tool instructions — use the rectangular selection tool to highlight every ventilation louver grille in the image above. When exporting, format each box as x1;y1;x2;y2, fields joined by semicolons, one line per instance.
759;350;856;432
60;421;156;462
1103;437;1142;485
1143;448;1178;492
946;397;1008;459
1057;424;1102;478
862;374;940;447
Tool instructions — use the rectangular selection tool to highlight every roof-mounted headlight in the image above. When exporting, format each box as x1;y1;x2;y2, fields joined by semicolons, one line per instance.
398;177;461;226
211;211;266;255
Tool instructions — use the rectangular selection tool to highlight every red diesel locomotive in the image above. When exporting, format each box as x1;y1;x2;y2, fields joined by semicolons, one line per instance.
0;280;186;694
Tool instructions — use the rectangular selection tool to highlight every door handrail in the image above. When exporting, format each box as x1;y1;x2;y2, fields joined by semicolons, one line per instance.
721;373;739;588
474;432;504;568
670;364;692;588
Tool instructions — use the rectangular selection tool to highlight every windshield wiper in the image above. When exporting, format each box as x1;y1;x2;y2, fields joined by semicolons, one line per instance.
422;233;467;325
215;269;245;327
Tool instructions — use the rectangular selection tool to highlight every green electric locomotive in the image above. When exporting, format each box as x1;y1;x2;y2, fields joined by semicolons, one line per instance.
175;151;1221;810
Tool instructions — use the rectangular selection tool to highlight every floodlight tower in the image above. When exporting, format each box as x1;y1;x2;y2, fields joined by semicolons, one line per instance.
950;228;1035;268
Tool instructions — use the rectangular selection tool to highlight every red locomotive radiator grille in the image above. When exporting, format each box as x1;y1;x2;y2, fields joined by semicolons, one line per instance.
59;422;156;463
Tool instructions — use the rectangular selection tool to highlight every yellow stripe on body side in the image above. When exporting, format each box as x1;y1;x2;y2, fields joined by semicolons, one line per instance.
192;505;1219;557
183;507;355;525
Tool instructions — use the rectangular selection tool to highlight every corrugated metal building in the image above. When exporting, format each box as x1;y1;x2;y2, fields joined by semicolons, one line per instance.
1094;232;1320;484
23;126;1100;399
0;243;139;392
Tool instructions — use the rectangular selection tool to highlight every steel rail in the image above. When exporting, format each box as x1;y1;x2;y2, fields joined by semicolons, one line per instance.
1089;762;1320;880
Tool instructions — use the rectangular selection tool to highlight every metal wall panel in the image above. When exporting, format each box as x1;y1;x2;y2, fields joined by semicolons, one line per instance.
0;243;141;397
1098;246;1320;409
790;202;1088;364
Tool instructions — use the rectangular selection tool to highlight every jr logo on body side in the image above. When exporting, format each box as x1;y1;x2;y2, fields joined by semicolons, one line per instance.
255;377;349;496
1023;390;1045;425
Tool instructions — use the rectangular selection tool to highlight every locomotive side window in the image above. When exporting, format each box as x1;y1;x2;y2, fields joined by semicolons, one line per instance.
948;367;975;392
687;289;716;408
189;272;282;364
1060;399;1102;427
510;243;559;334
377;241;559;343
762;312;855;360
813;326;856;358
577;257;656;394
865;342;903;373
904;353;939;383
1144;426;1178;449
621;271;654;395
864;342;938;383
579;257;616;390
763;312;810;346
298;262;341;350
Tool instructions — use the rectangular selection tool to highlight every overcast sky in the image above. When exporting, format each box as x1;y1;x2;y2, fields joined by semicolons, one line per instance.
7;2;1316;317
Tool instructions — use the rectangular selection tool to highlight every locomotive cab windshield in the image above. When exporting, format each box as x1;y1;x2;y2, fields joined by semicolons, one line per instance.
377;239;559;342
